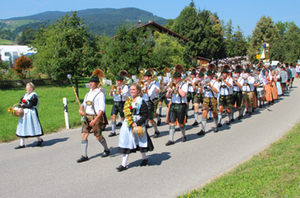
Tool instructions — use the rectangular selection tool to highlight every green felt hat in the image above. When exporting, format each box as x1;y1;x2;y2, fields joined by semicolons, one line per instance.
222;68;229;73
116;75;124;80
173;71;182;78
235;69;241;73
207;69;215;75
245;68;251;73
144;70;152;76
89;75;99;82
191;70;196;75
198;72;205;77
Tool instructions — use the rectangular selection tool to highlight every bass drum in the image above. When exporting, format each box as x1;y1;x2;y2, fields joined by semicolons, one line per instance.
257;87;265;98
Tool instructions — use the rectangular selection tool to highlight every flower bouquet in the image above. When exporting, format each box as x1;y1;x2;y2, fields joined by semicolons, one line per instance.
8;103;23;117
123;97;134;128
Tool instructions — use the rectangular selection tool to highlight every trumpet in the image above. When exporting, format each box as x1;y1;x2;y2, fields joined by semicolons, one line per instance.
169;75;189;94
111;77;130;95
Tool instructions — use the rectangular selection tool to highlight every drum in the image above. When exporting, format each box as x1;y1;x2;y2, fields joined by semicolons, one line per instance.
257;87;265;98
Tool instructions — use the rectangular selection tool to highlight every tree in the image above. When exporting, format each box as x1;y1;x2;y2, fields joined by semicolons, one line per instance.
18;28;36;45
97;24;156;82
33;11;93;97
224;19;234;57
13;55;33;78
248;16;280;63
282;23;300;63
232;25;248;56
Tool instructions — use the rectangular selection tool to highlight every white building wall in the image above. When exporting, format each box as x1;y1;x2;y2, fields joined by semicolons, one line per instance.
0;45;36;68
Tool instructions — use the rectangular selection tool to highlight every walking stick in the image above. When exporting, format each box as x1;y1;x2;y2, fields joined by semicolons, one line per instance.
67;74;81;106
67;74;88;124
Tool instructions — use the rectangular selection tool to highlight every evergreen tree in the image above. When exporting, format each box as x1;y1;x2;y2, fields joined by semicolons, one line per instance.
232;25;248;57
248;16;280;63
282;23;300;63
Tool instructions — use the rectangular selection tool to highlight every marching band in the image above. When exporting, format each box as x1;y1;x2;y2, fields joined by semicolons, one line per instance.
76;62;295;169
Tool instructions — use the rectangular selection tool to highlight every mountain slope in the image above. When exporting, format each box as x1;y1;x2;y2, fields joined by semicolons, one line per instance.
4;8;168;37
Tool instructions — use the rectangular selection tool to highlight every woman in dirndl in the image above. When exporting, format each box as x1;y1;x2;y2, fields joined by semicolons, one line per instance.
275;70;283;96
264;70;273;105
270;70;278;100
117;83;154;172
15;82;43;149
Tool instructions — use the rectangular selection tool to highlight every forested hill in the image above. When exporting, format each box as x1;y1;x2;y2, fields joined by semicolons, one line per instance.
3;8;168;37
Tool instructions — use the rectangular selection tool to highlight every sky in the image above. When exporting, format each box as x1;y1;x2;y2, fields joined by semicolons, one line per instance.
1;0;300;37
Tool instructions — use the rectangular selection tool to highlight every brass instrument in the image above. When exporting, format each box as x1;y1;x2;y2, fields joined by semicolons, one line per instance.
111;77;130;95
169;75;189;94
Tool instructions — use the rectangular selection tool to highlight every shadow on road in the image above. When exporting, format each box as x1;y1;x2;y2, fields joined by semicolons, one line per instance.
127;152;172;168
26;137;69;148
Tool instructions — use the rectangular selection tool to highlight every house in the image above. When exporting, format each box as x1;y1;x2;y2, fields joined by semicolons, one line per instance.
0;45;36;68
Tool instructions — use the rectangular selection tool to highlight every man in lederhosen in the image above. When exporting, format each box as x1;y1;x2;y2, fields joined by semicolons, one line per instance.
142;70;160;138
77;75;110;163
192;69;205;126
217;65;233;127
241;68;255;116
231;65;244;120
108;75;129;137
197;65;219;135
165;66;188;146
187;68;197;125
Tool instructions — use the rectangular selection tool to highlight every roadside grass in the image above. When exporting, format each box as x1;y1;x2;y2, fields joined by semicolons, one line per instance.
0;81;114;142
179;122;300;198
0;39;13;45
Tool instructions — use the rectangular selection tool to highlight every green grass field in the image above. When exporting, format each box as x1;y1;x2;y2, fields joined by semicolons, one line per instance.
0;38;13;45
0;20;39;30
0;81;114;142
179;122;300;198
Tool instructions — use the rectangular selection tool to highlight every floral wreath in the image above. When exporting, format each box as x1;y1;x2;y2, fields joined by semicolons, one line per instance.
123;96;134;128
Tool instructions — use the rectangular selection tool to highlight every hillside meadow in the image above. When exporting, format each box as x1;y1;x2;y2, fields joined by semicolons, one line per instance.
0;82;114;142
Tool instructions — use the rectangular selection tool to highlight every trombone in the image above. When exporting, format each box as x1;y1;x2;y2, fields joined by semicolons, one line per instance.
111;77;130;95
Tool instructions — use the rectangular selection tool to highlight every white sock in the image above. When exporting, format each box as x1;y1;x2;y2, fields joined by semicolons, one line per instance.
122;154;129;167
169;126;175;141
218;112;222;124
141;152;147;160
153;123;158;132
20;138;25;146
194;113;198;122
37;137;42;141
146;120;149;126
81;139;88;157
209;111;212;118
201;118;207;131
111;121;116;133
159;105;162;115
118;114;122;123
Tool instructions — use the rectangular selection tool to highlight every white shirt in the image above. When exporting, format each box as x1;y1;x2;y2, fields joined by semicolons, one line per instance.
241;76;255;92
82;88;105;115
202;79;219;98
219;77;233;96
110;84;128;102
147;81;157;100
292;68;296;77
233;77;244;92
188;78;196;92
154;81;160;98
296;66;300;73
171;81;188;103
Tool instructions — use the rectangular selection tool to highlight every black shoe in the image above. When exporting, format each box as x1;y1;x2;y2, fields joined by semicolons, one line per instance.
226;121;231;125
197;130;205;136
165;140;174;146
37;139;43;146
158;114;162;117
252;108;255;112
192;121;199;126
245;111;248;114
153;131;160;138
77;155;89;163
101;149;110;158
249;112;252;116
238;116;242;120
207;117;212;121
218;123;222;127
157;120;161;126
181;136;186;142
191;106;194;110
140;159;148;166
116;165;128;172
230;119;234;122
145;125;150;128
108;132;116;137
116;122;122;127
15;145;25;149
214;128;218;133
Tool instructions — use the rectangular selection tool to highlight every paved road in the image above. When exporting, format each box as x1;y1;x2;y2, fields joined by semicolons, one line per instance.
1;80;300;198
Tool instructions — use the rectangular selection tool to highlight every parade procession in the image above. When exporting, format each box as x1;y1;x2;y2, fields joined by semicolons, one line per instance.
45;61;296;171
